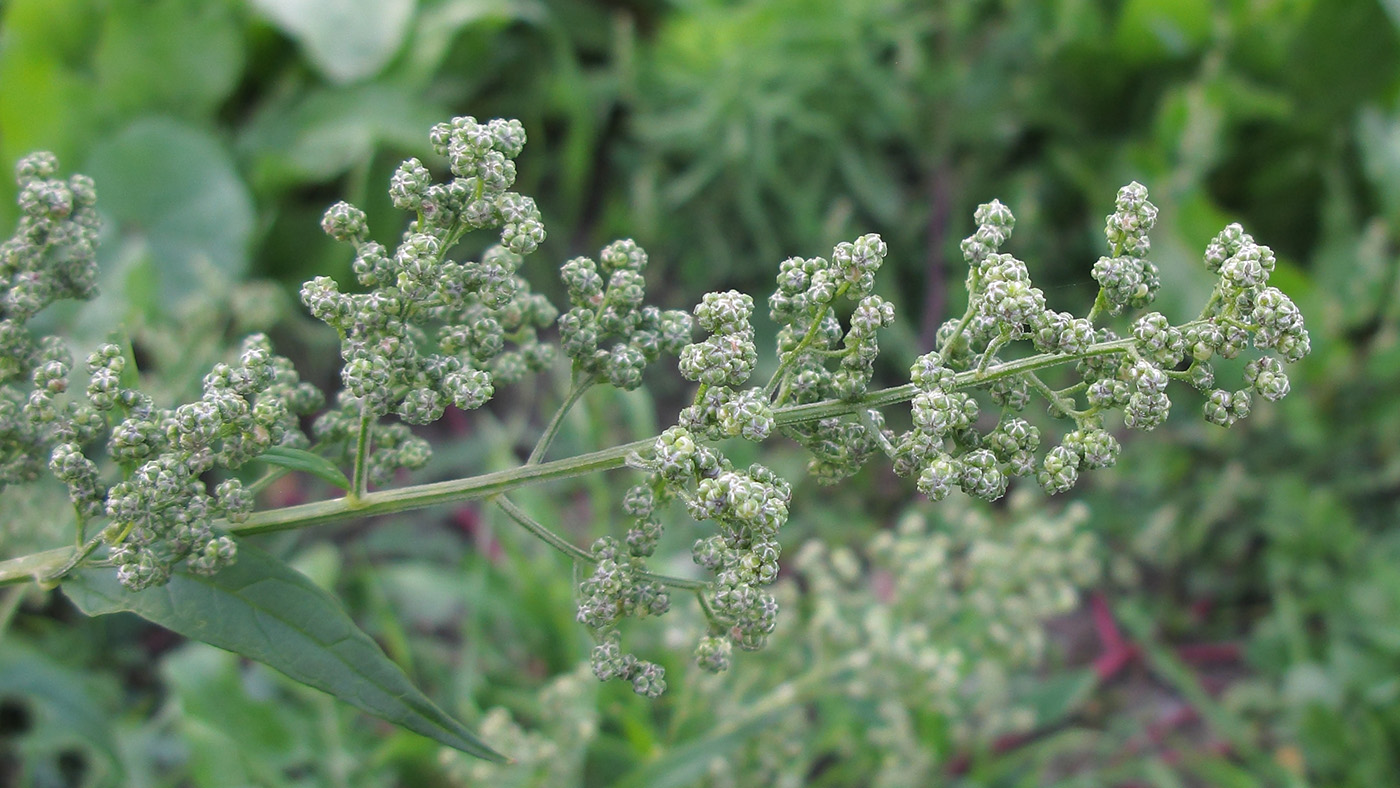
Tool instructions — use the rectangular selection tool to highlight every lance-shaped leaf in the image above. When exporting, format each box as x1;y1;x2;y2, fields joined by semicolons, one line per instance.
61;543;506;762
253;446;352;490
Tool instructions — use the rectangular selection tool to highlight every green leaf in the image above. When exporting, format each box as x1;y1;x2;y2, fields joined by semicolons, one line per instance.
254;446;352;490
238;83;445;187
611;711;780;788
248;0;417;84
85;117;255;303
1018;667;1098;727
93;0;244;119
0;0;101;231
60;543;508;763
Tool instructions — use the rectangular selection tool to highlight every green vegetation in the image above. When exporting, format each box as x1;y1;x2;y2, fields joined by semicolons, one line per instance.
0;1;1395;786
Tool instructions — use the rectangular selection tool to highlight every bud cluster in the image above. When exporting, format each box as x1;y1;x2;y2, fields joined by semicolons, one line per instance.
102;334;322;589
767;235;896;482
1090;182;1161;313
307;117;560;477
569;526;676;697
673;291;777;445
557;239;693;390
619;422;794;678
876;183;1310;505
0;154;101;490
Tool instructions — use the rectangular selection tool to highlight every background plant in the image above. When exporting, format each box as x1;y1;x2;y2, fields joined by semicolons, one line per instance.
0;0;1394;786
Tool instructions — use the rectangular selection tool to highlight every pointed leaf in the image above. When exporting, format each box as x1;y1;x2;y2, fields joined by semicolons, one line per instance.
253;446;352;490
60;543;506;762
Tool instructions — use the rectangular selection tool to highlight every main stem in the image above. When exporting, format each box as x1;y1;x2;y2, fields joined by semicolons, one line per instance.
0;333;1152;588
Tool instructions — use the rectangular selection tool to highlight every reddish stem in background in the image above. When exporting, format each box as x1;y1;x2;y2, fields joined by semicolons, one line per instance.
1175;642;1241;665
1093;592;1139;679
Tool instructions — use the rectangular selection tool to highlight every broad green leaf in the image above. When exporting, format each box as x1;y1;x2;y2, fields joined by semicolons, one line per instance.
93;0;244;119
238;84;445;187
248;0;417;84
61;543;508;762
0;0;101;231
85;118;255;302
254;446;352;490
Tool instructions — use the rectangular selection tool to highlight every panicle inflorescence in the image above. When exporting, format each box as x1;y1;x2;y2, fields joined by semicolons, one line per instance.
868;182;1311;507
103;333;322;588
557;239;693;391
309;117;559;480
0;121;1315;718
766;235;895;482
0;154;101;490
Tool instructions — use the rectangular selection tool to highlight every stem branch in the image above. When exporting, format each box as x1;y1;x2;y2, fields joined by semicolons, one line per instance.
527;374;594;466
350;408;374;502
0;330;1158;588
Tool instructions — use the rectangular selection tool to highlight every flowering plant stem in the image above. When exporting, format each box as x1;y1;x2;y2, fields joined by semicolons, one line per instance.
0;332;1144;589
350;408;374;500
526;372;595;466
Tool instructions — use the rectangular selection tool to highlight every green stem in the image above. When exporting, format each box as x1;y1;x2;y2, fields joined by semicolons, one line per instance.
1026;371;1085;419
492;495;707;592
696;587;721;629
1086;288;1111;324
0;331;1159;588
767;283;851;404
527;373;594;466
640;570;707;592
493;494;594;563
350;407;374;502
938;270;982;364
42;531;110;585
976;330;1011;377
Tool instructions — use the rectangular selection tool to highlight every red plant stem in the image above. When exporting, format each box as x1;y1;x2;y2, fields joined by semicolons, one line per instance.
1175;642;1241;665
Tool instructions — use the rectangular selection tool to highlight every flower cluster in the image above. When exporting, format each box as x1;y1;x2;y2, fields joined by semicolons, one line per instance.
692;494;1101;788
766;235;896;482
0;155;327;590
1090;182;1161;313
575;533;673;697
0;154;101;490
590;415;793;691
306;117;559;479
557;239;693;390
101;334;321;589
873;183;1309;505
583;181;1310;690
0;121;1315;744
673;290;780;444
1191;223;1309;425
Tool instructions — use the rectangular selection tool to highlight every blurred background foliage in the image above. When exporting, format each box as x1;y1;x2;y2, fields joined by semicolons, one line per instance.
2;0;1400;785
